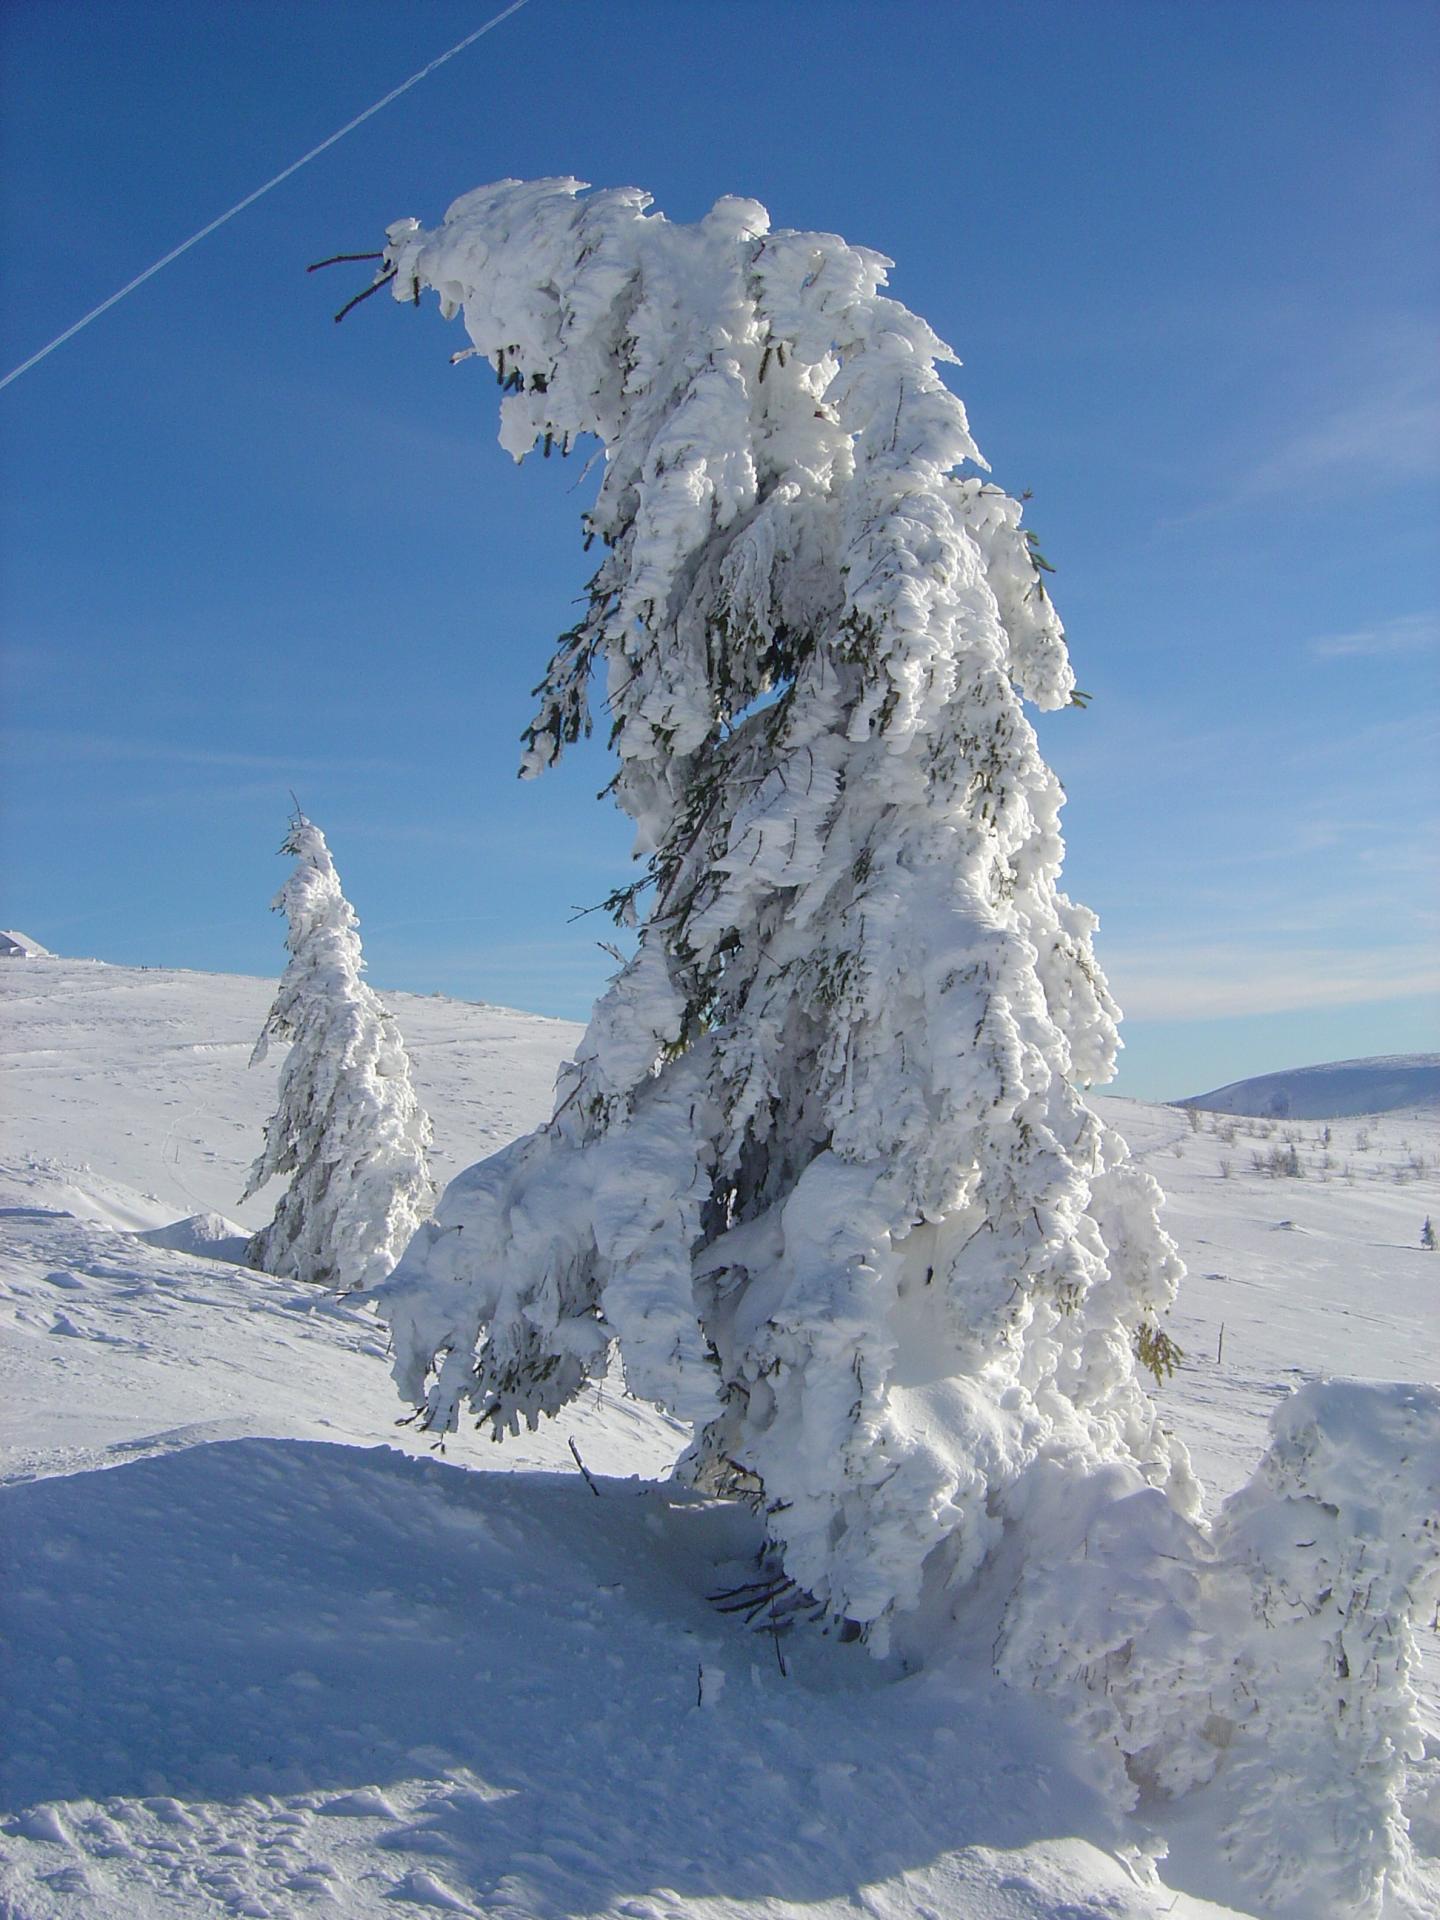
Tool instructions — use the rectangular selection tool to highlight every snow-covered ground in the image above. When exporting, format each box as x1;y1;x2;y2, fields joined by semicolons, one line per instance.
2;958;1436;1920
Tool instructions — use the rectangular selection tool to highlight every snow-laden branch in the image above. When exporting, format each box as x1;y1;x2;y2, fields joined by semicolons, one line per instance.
1206;1381;1440;1916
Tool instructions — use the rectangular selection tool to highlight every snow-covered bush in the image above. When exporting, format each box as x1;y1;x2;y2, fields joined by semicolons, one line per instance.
1203;1381;1440;1918
995;1465;1213;1809
999;1379;1440;1915
370;178;1198;1649
244;815;434;1290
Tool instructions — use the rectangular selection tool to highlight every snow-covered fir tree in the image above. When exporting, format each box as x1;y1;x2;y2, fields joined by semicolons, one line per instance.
244;814;433;1290
370;178;1200;1652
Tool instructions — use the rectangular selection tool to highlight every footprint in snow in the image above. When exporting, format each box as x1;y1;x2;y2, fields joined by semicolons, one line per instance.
142;1797;196;1826
376;1822;456;1857
9;1805;71;1845
387;1866;475;1910
40;1864;90;1894
48;1312;131;1345
80;1814;133;1858
317;1787;399;1819
288;1864;338;1892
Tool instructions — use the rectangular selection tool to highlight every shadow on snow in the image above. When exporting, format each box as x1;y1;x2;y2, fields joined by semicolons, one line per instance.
1;1437;1107;1911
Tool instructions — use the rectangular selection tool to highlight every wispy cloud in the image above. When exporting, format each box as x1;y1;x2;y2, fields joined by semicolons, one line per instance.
1105;941;1440;1022
1238;371;1439;501
1172;319;1440;520
1;775;302;824
1309;610;1438;660
0;728;403;776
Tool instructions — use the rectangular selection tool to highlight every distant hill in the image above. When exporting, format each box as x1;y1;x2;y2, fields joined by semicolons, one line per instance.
1176;1053;1440;1120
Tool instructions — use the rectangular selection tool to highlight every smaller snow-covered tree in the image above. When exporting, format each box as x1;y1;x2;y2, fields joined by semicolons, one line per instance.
1422;1216;1436;1251
1001;1380;1440;1916
1204;1381;1440;1918
243;815;434;1289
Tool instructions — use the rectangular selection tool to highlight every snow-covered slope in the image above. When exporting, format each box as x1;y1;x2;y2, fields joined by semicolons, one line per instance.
0;928;52;959
0;956;576;1229
1177;1054;1440;1120
2;959;1437;1920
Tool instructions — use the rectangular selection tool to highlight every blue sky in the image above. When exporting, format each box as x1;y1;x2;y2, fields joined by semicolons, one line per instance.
1;0;1436;1100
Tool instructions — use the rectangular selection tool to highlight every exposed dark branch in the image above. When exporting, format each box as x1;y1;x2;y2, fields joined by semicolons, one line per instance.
707;1575;789;1604
709;1576;796;1617
307;251;386;273
568;1435;601;1496
333;267;397;325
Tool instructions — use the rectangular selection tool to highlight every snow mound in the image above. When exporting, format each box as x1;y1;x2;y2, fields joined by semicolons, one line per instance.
0;928;53;959
135;1211;251;1263
1177;1054;1440;1119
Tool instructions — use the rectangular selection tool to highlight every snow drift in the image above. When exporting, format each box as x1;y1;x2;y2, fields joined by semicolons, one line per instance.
2;957;1437;1917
